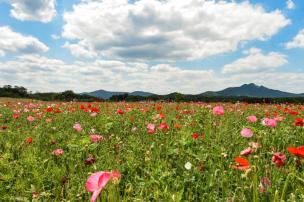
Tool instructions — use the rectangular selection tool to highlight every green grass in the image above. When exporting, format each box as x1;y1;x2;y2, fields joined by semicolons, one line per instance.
0;101;304;201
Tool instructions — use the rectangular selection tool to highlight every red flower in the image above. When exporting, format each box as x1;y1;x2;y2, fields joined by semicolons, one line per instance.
12;113;20;119
287;146;304;158
294;118;304;126
25;137;33;144
272;152;286;167
158;122;169;130
91;107;100;113
1;125;7;130
231;157;250;171
46;107;53;112
192;133;199;140
116;109;124;115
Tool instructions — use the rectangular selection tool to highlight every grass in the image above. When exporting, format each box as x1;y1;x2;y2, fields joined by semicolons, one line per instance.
0;100;304;201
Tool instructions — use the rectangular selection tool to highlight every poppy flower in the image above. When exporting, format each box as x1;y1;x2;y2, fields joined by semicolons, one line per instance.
52;149;64;156
84;155;96;166
259;177;272;193
147;124;156;134
294;118;304;126
246;115;257;123
1;125;7;130
287;146;304;158
73;123;82;132
272;152;286;167
192;133;199;140
12;113;20;119
116;109;124;115
25;137;33;144
241;128;253;138
90;135;103;143
27;116;35;122
231;157;250;171
212;106;224;116
85;171;121;202
240;147;253;156
262;118;277;128
158;122;169;130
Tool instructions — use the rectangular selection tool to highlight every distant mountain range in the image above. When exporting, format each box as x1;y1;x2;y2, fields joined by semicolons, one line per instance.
83;83;304;99
83;90;155;99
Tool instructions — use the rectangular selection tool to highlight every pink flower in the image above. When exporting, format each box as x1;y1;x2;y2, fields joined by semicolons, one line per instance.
259;177;272;193
73;123;82;132
240;147;253;156
246;115;257;123
85;171;121;202
52;149;64;156
147;123;156;134
27;116;35;122
272;152;286;167
212;106;224;116
262;118;277;128
249;142;261;149
241;128;253;138
90;135;103;143
90;112;98;117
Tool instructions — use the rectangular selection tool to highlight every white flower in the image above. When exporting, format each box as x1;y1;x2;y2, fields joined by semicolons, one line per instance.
184;162;192;170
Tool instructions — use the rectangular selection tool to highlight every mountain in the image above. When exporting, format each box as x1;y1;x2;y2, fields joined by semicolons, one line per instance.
84;83;303;99
200;83;302;98
83;90;154;99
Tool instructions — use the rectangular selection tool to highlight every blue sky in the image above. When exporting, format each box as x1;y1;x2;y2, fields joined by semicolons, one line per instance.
0;0;303;94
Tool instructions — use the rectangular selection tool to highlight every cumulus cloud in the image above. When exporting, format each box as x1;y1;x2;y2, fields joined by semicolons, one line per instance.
286;29;304;49
0;54;303;94
0;26;49;56
62;0;289;61
286;0;295;10
8;0;56;23
222;48;287;74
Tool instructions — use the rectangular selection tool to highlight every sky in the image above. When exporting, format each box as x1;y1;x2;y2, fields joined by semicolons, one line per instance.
0;0;303;94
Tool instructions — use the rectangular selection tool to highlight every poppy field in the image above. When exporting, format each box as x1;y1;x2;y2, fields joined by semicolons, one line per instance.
0;99;304;201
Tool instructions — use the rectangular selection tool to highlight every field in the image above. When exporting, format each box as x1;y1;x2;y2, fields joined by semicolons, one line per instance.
0;99;304;202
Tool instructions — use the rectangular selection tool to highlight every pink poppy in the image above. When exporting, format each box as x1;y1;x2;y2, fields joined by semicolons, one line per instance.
262;118;277;128
241;128;253;138
52;149;64;156
212;106;224;116
240;147;253;156
246;115;257;123
85;171;121;202
90;135;103;143
73;123;82;132
27;116;35;122
147;123;156;134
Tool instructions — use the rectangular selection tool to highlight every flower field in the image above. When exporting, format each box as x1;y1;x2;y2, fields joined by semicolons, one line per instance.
0;99;304;201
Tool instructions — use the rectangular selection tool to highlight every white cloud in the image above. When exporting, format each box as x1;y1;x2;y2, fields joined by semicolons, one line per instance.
8;0;56;23
62;0;289;61
62;42;97;58
0;26;49;56
286;29;304;49
286;0;295;10
222;48;287;74
0;54;303;94
51;34;60;40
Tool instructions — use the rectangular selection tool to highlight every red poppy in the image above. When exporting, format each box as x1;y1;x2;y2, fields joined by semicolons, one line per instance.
192;133;199;140
294;118;304;126
46;107;53;112
1;125;7;130
287;146;304;158
116;109;124;115
231;157;250;171
91;107;100;113
272;152;286;167
25;137;33;144
12;113;20;119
